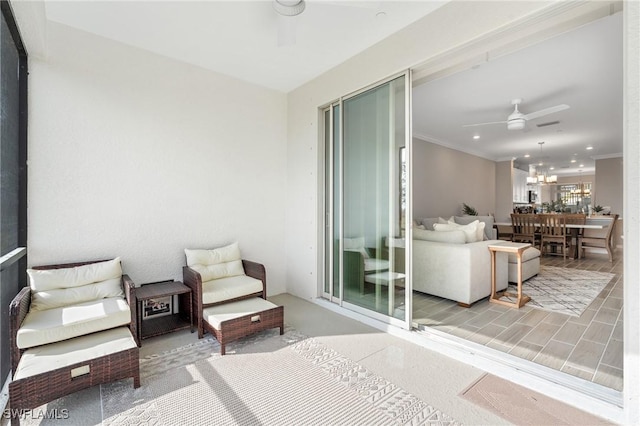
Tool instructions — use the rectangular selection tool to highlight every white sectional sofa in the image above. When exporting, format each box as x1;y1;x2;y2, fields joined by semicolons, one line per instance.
413;216;508;306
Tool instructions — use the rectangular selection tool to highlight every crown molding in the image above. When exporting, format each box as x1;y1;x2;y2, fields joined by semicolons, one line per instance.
591;153;623;160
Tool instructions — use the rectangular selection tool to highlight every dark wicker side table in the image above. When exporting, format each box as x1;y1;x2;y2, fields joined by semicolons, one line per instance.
136;280;194;343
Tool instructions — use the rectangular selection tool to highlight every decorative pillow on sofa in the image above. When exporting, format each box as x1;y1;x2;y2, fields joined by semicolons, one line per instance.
185;242;246;282
454;215;494;240
413;228;466;244
448;219;486;242
27;258;124;311
434;221;483;243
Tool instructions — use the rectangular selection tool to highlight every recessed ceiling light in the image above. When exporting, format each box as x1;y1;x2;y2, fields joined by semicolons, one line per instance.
524;154;530;158
550;167;555;170
538;162;543;166
473;135;480;140
586;146;593;150
571;159;577;163
579;164;584;167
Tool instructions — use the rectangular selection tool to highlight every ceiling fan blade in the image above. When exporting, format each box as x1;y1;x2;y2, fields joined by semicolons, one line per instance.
462;120;507;128
523;104;570;121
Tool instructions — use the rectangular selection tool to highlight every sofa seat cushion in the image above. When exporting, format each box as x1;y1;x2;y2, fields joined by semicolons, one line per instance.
16;297;131;349
508;247;541;263
13;327;136;381
202;275;263;305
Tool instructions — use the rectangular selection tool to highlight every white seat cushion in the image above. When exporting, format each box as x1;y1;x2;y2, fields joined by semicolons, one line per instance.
16;297;131;349
14;327;136;381
202;275;263;305
364;258;390;272
203;297;277;329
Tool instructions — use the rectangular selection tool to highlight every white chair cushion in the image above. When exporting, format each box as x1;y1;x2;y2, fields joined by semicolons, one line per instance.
203;297;277;329
27;258;124;311
343;237;369;259
16;297;131;349
191;261;245;282
185;242;241;267
201;275;263;305
30;277;124;311
364;258;390;272
14;327;136;381
27;258;122;292
185;243;245;281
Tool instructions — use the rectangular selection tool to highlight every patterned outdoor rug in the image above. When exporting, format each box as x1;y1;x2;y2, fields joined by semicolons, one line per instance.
101;327;459;425
507;266;616;317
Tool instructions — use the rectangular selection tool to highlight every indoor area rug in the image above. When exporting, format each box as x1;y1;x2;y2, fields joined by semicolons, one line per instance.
506;266;615;317
460;373;612;425
100;327;458;425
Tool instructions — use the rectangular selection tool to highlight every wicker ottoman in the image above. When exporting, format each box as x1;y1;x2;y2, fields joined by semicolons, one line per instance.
9;327;139;425
203;298;284;355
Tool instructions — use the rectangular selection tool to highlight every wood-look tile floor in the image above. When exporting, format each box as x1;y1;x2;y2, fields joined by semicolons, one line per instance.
413;250;623;391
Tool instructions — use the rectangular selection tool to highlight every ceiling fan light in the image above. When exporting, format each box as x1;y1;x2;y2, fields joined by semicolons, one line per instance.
507;119;525;130
273;0;305;17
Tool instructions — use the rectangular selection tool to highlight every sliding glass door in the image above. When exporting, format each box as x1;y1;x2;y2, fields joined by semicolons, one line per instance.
323;72;411;328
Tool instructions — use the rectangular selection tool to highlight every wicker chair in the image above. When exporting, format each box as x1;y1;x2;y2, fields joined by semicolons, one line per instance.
9;259;139;425
183;258;266;339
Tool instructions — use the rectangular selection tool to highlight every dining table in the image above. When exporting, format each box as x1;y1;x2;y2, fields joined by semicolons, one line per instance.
494;219;609;259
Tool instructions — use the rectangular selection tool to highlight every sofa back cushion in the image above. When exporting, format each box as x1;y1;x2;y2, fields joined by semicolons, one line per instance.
434;220;484;243
454;215;494;240
185;242;245;282
418;217;453;231
27;258;124;311
413;228;466;244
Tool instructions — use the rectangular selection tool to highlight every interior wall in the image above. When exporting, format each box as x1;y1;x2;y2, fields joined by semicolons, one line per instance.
495;161;513;223
412;137;496;220
27;23;288;294
595;157;623;215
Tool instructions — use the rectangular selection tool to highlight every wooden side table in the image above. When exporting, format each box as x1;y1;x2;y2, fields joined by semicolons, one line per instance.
136;280;194;343
488;242;531;308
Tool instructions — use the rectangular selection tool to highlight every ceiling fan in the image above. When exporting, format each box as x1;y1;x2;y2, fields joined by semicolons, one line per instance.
273;0;306;47
463;98;570;131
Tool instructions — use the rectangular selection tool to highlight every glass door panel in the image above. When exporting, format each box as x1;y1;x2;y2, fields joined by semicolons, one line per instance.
342;75;407;320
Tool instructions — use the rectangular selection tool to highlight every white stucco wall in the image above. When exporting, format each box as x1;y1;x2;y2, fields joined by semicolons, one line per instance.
27;23;288;294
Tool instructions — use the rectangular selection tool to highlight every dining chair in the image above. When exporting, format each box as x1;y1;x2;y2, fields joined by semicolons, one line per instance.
510;214;539;247
496;224;514;241
564;213;587;259
579;214;619;262
539;214;569;259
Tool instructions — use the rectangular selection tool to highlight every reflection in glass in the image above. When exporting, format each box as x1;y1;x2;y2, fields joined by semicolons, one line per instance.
342;76;406;319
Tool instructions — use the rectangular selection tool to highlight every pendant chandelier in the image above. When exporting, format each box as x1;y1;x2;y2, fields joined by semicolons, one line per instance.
527;141;557;184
